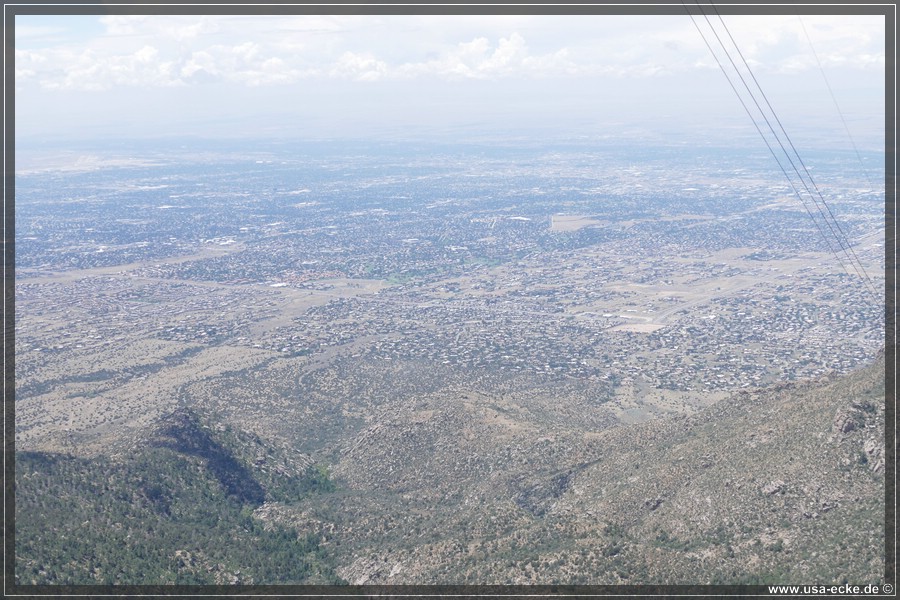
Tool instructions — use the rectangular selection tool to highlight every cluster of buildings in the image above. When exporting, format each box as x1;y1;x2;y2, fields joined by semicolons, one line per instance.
15;144;884;402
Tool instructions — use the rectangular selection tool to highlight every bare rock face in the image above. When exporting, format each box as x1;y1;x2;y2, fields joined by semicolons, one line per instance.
762;480;785;496
830;387;884;475
339;555;387;585
863;437;884;473
832;408;860;434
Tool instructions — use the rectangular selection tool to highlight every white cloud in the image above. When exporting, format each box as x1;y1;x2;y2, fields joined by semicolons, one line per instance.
394;33;575;81
330;51;388;81
231;41;260;63
16;48;47;64
168;16;220;42
39;45;184;91
180;50;217;79
15;14;884;93
16;25;69;39
522;48;577;76
134;45;157;64
99;15;148;36
480;33;527;73
696;15;885;74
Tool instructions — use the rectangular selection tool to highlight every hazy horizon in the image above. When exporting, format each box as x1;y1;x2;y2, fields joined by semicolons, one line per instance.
15;12;886;150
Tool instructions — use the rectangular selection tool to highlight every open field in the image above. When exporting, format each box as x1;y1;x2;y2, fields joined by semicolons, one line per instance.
550;214;608;231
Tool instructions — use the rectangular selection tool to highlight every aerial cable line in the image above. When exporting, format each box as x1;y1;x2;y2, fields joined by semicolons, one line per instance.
698;4;869;292
682;0;877;301
707;11;877;298
683;1;880;302
682;1;855;283
798;15;876;189
697;9;850;270
700;4;881;302
704;5;879;300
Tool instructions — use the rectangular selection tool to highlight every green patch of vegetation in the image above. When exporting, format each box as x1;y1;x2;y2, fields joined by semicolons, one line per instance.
467;256;503;268
269;463;337;502
651;529;702;552
15;421;345;586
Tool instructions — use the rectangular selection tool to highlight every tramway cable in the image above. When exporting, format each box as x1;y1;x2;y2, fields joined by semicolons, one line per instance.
683;2;857;283
798;15;876;189
682;1;880;302
704;5;879;299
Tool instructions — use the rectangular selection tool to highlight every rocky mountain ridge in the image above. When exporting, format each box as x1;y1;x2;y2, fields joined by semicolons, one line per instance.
15;353;886;586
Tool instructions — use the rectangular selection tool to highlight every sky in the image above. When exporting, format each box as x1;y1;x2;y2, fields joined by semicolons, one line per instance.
14;12;886;147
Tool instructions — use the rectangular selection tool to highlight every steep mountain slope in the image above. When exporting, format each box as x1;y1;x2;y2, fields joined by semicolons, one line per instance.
15;354;885;586
15;408;344;586
307;353;885;584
